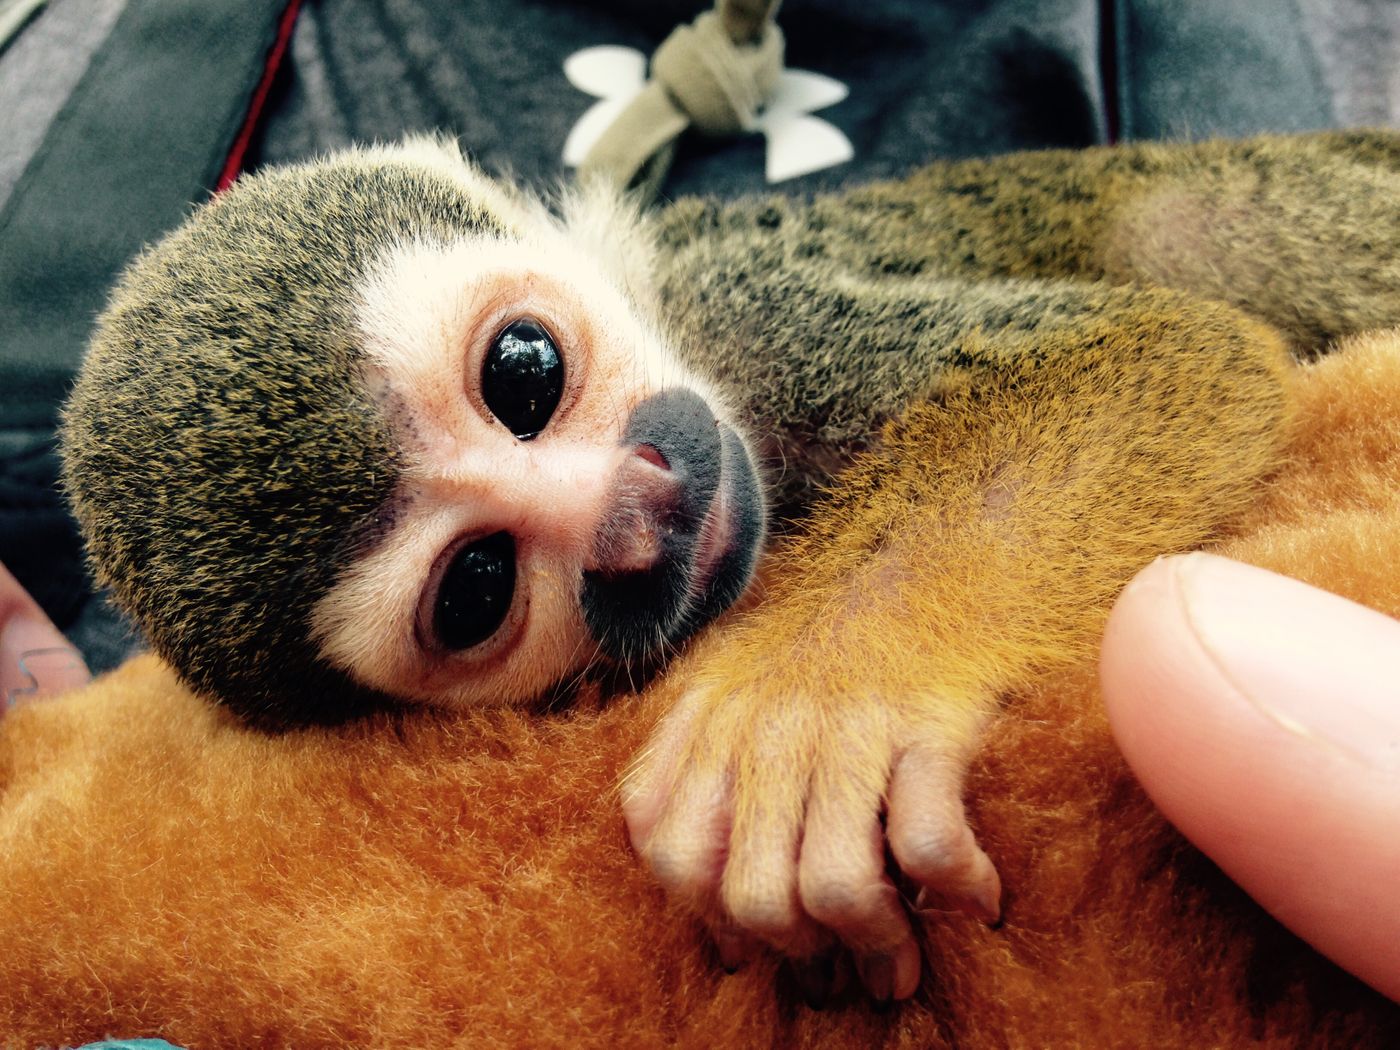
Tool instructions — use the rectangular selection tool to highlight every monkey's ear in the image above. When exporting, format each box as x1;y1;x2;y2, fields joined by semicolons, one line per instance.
395;131;479;177
556;174;659;310
397;131;473;166
357;134;539;236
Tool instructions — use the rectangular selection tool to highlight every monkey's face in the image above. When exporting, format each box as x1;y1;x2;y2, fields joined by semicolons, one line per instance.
63;141;764;724
312;227;765;708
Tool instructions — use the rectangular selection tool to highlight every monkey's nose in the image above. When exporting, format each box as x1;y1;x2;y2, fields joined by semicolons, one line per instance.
589;444;680;576
601;512;664;575
634;442;670;471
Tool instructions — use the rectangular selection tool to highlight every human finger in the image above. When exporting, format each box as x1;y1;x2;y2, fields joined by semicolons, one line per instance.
1102;553;1400;1001
0;562;91;707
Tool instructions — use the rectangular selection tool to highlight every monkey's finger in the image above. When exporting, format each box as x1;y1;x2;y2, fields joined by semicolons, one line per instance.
621;686;712;851
636;757;733;907
706;918;763;973
886;743;1001;924
721;719;827;957
722;832;829;960
798;756;922;1003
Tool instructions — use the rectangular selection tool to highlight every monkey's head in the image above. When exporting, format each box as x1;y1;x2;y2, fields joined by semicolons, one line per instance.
61;139;765;727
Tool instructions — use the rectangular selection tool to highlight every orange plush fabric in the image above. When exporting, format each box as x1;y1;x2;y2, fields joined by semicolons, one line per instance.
2;332;1398;1047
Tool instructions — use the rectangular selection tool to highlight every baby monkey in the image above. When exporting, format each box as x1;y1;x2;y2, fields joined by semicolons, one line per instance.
61;131;1400;1003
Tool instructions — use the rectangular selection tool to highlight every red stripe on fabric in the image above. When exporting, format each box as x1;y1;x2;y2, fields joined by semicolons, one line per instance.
216;0;304;192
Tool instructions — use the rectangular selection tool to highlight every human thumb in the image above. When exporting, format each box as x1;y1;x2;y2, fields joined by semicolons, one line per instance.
1;561;91;709
1101;552;1400;1001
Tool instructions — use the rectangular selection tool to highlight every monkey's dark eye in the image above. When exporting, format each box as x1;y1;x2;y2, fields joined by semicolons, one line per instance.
433;532;516;651
481;319;564;439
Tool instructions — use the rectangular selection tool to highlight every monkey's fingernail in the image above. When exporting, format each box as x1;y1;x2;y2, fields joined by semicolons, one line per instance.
790;952;837;1010
913;886;947;912
913;886;961;915
857;952;894;1005
893;938;922;1000
970;882;1002;925
713;927;750;973
914;884;1001;925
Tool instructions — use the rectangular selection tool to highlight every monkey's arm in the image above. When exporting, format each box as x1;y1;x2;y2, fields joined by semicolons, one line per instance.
625;290;1293;999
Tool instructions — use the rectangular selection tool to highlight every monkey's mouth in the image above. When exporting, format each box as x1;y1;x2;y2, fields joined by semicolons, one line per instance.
580;422;765;670
689;487;735;597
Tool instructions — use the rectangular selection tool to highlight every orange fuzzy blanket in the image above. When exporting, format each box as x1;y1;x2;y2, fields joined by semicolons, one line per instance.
2;331;1398;1047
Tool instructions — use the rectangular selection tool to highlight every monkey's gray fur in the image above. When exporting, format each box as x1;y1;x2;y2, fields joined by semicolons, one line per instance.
63;157;510;723
61;130;1400;727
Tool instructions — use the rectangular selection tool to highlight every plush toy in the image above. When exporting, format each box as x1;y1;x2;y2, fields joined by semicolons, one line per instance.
3;136;1399;1047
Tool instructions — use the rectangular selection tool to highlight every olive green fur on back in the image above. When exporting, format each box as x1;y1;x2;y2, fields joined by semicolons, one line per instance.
651;130;1400;513
655;132;1400;350
62;151;509;727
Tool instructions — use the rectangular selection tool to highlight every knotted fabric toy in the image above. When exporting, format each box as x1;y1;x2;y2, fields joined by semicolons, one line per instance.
578;0;785;199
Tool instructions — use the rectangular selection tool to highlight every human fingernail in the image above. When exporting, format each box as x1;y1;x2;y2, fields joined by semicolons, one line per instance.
1174;553;1400;771
2;613;90;705
790;952;836;1009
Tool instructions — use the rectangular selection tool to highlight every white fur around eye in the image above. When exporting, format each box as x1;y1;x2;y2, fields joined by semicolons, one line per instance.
351;232;727;448
308;492;597;710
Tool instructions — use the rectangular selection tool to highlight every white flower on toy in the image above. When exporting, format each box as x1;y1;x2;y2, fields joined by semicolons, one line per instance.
562;45;854;183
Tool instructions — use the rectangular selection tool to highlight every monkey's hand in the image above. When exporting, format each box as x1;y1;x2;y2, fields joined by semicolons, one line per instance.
625;304;1294;1004
622;555;1001;1004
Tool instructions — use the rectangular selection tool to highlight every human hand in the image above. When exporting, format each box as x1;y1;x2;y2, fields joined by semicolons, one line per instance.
0;561;91;710
1101;552;1400;1002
